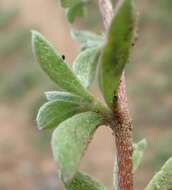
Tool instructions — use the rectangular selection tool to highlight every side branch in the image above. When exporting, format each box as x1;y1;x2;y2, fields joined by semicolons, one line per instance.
99;0;113;30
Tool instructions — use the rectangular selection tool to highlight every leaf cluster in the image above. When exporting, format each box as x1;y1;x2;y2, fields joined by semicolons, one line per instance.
32;0;172;189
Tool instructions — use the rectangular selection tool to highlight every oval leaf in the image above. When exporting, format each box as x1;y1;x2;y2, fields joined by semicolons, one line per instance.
37;100;83;130
66;1;86;23
71;29;103;52
60;0;81;8
45;91;84;103
51;112;103;181
99;0;135;108
32;31;92;100
45;91;109;115
133;138;147;172
80;42;101;52
70;29;102;43
73;47;100;88
145;157;172;190
63;171;107;190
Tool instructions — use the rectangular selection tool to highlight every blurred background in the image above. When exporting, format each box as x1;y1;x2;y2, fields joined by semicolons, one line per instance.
0;0;172;189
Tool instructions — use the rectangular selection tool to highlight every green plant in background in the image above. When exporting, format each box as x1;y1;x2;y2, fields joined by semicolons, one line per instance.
32;0;172;189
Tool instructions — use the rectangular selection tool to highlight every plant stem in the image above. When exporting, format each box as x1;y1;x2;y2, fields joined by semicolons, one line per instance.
99;0;134;190
98;0;113;30
111;109;133;190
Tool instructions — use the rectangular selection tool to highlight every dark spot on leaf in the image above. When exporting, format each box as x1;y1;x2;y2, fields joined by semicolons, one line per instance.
132;42;135;46
62;54;65;60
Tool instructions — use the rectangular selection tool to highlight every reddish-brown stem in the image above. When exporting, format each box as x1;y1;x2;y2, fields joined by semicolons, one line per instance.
98;0;113;30
112;110;133;190
99;0;134;190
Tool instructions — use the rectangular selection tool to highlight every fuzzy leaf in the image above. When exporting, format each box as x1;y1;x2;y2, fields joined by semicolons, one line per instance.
71;29;103;52
73;47;100;88
32;31;92;100
66;1;86;23
45;91;84;103
80;42;101;52
145;157;172;190
59;0;81;8
99;0;135;108
63;171;107;190
70;29;102;43
51;112;103;181
45;91;109;115
37;100;83;130
133;139;147;172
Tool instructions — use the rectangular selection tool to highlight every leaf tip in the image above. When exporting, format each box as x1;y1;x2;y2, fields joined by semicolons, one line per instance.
31;30;40;42
31;30;42;53
70;28;76;39
44;91;49;100
31;30;46;48
36;103;47;130
138;138;148;150
36;113;43;130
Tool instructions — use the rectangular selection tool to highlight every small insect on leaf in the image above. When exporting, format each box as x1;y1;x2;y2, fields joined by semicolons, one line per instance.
32;30;93;101
62;54;65;60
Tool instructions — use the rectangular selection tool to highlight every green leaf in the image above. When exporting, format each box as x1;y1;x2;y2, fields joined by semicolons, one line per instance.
63;171;107;190
45;91;84;103
79;42;100;52
66;1;86;23
51;112;103;181
70;29;102;43
73;47;100;88
99;0;135;108
133;138;147;172
145;157;172;190
45;91;110;115
59;0;81;8
37;100;83;130
32;31;92;101
71;29;103;52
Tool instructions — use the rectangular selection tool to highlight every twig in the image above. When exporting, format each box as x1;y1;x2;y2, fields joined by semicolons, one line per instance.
99;0;113;30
